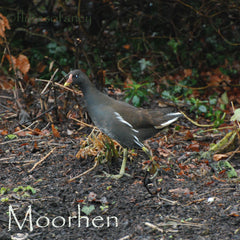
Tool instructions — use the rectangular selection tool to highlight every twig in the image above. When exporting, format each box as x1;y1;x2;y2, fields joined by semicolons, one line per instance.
118;236;130;240
180;110;214;127
0;157;16;162
69;116;96;129
68;160;98;183
117;55;136;76
157;196;179;205
35;79;83;96
145;222;164;233
40;68;59;95
0;102;15;112
15;120;39;134
21;106;56;125
28;147;57;173
160;217;204;227
226;146;240;162
0;137;41;145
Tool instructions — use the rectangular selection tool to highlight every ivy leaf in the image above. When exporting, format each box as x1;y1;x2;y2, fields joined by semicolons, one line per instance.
231;109;240;122
221;91;228;105
81;205;95;215
132;95;140;107
198;105;207;113
138;58;152;72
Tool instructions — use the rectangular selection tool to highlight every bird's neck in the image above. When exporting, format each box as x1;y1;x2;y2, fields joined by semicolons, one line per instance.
81;80;96;94
83;82;101;101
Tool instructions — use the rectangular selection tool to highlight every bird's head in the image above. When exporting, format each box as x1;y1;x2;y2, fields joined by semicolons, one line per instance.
64;69;91;91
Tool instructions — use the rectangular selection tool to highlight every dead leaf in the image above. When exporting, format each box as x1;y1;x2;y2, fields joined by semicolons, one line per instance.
177;170;185;176
209;74;222;87
32;128;42;136
213;154;228;161
88;192;97;202
0;13;10;41
184;130;194;140
169;187;191;195
5;54;16;71
186;142;200;152
36;62;47;73
123;76;133;88
158;148;171;157
123;44;130;50
14;127;27;137
16;54;30;75
0;129;8;135
51;124;60;138
183;69;192;78
4;54;30;75
34;141;38;149
212;175;226;182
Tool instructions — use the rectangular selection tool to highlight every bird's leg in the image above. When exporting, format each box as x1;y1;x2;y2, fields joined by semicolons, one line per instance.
142;146;152;160
142;146;159;177
118;147;128;176
103;148;131;179
142;146;160;195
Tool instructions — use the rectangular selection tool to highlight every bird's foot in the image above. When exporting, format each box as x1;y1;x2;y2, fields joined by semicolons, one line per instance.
102;171;132;179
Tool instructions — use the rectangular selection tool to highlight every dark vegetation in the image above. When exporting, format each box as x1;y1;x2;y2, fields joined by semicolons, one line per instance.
0;1;240;239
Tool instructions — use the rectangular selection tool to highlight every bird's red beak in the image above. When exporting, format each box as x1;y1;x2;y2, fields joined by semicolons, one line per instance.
64;74;73;87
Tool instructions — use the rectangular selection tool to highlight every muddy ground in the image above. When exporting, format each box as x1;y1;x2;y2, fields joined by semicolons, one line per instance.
0;88;240;240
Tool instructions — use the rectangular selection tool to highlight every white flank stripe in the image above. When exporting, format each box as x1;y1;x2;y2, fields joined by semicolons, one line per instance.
166;112;182;117
160;117;179;127
134;135;144;148
114;112;133;128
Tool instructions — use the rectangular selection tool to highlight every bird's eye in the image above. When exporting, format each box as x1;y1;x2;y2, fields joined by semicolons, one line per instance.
74;74;78;78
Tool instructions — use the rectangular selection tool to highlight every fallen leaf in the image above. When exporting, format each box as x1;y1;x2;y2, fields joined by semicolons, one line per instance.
213;154;228;161
88;192;97;202
183;69;192;78
0;13;11;40
123;44;130;50
186;142;200;152
16;54;30;75
0;129;8;135
51;124;60;138
4;54;30;75
32;128;42;136
184;130;194;140
169;187;191;195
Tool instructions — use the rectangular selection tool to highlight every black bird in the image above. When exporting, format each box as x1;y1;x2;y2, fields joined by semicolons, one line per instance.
64;69;182;178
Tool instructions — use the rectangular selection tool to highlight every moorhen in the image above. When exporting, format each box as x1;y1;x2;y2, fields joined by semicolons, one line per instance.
64;69;182;178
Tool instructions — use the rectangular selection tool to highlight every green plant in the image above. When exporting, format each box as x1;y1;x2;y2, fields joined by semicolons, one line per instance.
0;187;10;195
214;160;237;178
167;39;181;55
1;197;9;202
186;95;226;127
0;185;36;202
161;75;198;103
100;205;109;211
124;81;154;107
6;134;17;140
13;185;36;195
